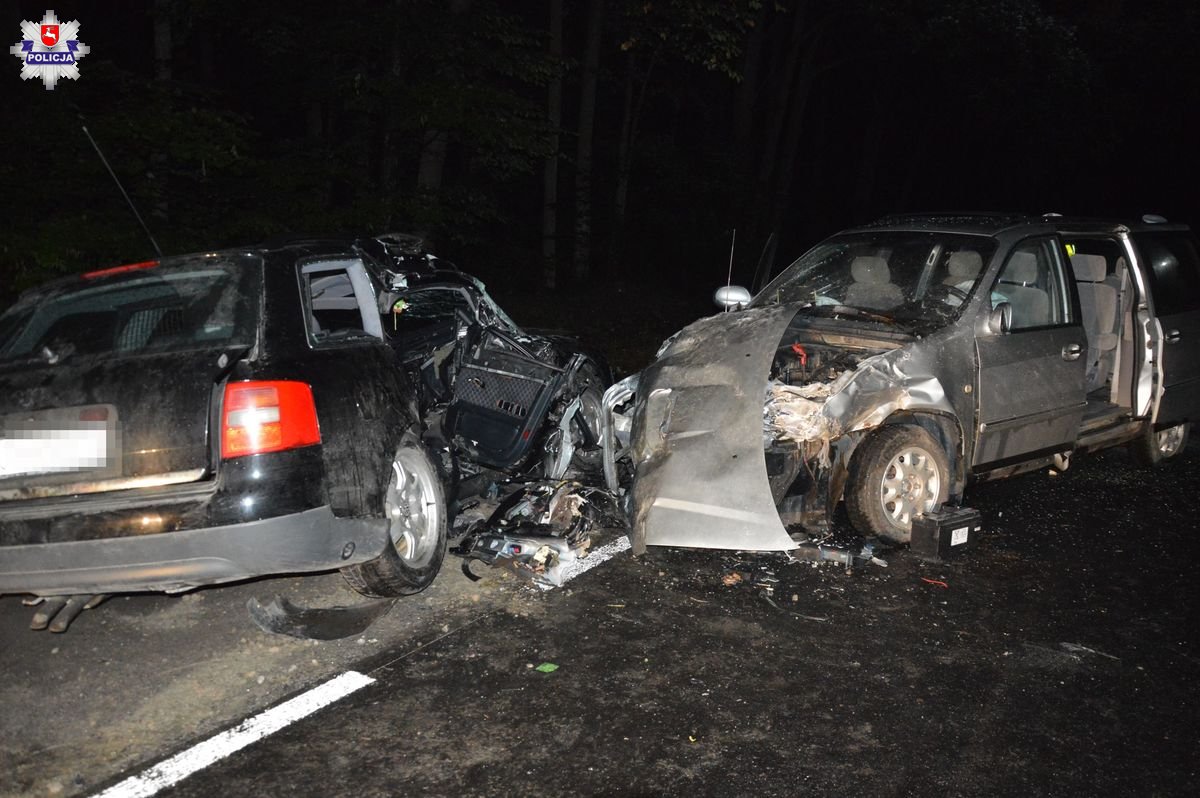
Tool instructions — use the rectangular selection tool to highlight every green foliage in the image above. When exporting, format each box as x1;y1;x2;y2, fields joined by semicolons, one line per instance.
619;0;762;79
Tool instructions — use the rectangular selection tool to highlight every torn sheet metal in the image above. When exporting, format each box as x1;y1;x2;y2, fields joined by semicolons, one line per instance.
622;303;965;554
451;480;619;587
628;305;800;554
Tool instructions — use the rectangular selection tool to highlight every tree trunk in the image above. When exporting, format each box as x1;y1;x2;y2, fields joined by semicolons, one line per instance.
153;0;172;82
752;1;808;240
152;0;172;225
542;0;564;290
732;2;769;150
610;46;659;276
572;0;604;282
415;0;471;193
766;47;817;235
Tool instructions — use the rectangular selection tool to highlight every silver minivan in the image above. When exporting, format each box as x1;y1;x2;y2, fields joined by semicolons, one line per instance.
603;214;1200;553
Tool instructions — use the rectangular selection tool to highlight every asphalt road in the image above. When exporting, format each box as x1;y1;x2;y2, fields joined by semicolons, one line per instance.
3;443;1199;797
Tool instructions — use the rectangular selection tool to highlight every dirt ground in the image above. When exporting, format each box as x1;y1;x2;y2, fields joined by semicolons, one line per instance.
3;443;1197;797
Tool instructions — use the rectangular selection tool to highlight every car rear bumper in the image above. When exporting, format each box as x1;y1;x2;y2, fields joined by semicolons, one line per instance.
0;505;390;596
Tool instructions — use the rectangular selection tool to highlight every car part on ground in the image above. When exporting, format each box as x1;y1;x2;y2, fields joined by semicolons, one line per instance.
605;214;1200;553
451;479;621;588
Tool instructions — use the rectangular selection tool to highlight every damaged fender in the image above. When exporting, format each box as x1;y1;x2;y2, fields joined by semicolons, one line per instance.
619;305;962;554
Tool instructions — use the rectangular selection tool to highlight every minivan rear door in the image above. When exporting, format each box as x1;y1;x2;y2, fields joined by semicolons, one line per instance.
1131;230;1200;426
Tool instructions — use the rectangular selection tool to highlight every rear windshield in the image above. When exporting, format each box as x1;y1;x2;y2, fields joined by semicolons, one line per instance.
0;257;260;365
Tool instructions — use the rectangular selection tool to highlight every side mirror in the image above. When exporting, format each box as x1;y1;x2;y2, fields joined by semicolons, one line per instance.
714;285;753;310
988;302;1013;334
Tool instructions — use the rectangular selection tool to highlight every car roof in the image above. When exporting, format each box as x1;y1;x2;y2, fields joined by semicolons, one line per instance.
853;212;1050;236
859;212;1191;237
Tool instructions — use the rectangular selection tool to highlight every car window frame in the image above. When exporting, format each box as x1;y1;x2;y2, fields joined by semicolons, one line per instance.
988;235;1078;333
297;257;386;349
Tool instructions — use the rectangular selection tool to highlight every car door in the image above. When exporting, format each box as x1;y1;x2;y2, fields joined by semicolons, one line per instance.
293;257;416;515
973;236;1088;466
1131;230;1200;425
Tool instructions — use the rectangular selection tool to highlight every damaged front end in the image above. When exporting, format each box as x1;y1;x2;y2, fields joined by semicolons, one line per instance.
606;304;961;554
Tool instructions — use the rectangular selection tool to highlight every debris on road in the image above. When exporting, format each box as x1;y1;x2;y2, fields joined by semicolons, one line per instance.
25;594;108;632
534;662;559;673
246;595;398;640
451;480;622;588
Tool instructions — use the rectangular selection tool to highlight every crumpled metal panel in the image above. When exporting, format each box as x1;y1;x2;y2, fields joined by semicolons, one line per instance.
626;306;960;554
821;349;955;435
629;305;799;553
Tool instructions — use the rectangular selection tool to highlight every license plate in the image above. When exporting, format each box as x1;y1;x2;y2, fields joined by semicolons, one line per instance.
0;427;111;478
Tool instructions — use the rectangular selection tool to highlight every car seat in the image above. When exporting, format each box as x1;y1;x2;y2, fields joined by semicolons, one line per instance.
844;256;904;310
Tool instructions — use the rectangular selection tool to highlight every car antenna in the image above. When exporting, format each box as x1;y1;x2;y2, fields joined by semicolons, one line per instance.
79;122;163;258
724;228;736;312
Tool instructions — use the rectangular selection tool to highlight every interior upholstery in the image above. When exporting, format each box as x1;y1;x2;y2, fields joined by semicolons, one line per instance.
944;251;983;284
997;251;1049;328
1071;253;1119;392
845;256;904;310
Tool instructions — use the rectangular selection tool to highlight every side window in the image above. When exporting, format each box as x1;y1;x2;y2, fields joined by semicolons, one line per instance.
991;237;1073;330
1135;232;1200;316
300;260;384;344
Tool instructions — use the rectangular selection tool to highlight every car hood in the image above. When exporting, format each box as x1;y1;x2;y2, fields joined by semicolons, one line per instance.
624;304;955;553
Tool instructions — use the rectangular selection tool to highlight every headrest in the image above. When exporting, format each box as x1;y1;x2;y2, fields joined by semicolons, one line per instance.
851;256;890;284
1005;252;1039;284
948;251;983;280
1070;253;1106;282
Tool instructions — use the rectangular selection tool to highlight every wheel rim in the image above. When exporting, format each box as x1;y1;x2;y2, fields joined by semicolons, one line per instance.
385;451;441;568
1157;424;1186;457
879;445;941;531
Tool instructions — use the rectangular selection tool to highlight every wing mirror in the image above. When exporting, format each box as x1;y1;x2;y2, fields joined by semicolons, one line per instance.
988;302;1013;334
714;285;753;310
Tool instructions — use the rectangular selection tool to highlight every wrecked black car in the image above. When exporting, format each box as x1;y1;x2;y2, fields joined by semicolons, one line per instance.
0;237;609;616
604;214;1200;554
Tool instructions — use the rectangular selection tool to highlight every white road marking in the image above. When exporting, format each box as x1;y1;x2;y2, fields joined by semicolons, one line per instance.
537;534;632;591
91;535;629;793
91;670;375;798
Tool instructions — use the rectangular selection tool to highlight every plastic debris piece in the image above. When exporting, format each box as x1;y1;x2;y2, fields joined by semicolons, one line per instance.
534;662;559;673
920;577;949;589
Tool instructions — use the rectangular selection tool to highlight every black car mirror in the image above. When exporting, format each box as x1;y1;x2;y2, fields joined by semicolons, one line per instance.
988;302;1013;334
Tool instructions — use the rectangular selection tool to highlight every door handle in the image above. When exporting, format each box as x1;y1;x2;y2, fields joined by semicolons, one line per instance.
1061;343;1082;361
1165;329;1181;344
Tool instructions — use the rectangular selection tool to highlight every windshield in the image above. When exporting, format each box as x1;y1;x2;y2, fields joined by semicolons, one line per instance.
0;257;260;366
753;231;998;332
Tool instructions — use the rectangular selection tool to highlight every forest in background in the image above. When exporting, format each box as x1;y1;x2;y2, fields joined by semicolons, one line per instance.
2;0;1198;304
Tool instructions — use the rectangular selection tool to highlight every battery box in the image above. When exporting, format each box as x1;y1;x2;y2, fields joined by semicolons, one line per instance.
909;507;982;562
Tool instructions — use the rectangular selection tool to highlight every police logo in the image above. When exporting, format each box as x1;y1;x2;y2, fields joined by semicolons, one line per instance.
10;10;89;90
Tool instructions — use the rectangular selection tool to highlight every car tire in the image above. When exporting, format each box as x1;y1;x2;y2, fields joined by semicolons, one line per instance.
846;425;949;543
1130;421;1190;466
342;437;448;598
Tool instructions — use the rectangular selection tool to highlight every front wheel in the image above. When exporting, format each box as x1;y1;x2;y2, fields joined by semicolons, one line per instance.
1130;421;1189;466
342;440;448;597
846;425;950;543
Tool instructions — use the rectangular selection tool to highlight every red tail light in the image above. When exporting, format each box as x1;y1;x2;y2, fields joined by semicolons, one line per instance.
221;381;321;459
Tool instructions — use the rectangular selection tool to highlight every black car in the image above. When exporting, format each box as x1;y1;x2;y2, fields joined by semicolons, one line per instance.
0;239;608;607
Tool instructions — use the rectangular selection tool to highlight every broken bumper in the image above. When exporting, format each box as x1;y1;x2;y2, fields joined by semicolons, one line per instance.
0;505;390;596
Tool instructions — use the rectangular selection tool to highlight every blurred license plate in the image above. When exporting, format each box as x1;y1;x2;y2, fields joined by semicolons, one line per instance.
0;427;111;478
